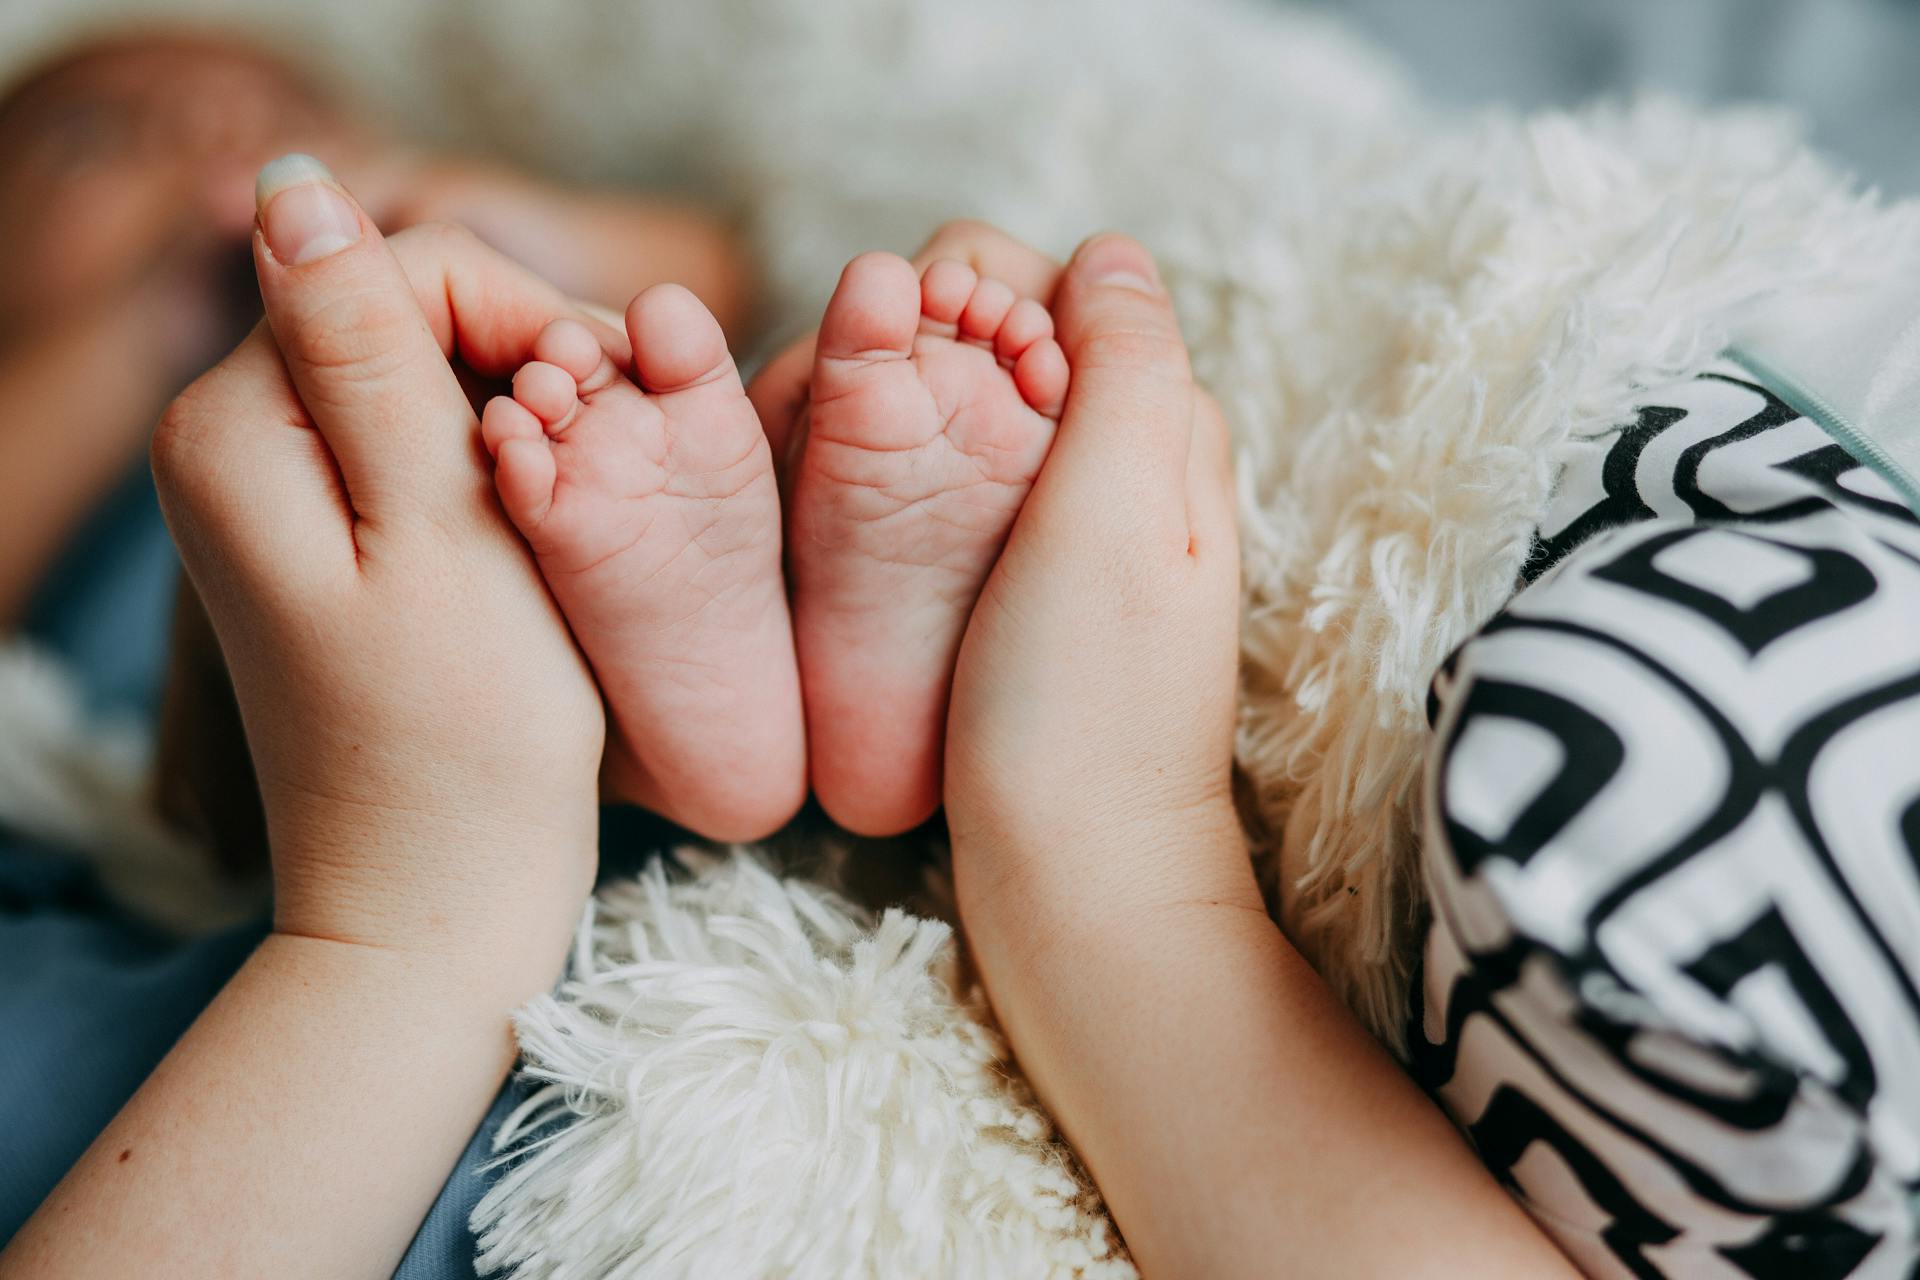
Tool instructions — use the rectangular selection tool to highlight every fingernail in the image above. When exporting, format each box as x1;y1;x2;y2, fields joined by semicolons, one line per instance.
255;153;360;266
1079;236;1162;295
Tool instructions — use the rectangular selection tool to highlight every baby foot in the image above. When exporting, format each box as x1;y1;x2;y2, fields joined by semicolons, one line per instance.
788;252;1069;835
481;286;805;841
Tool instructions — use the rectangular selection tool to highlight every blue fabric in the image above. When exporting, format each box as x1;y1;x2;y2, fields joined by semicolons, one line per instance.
0;834;522;1275
0;839;265;1241
18;462;180;717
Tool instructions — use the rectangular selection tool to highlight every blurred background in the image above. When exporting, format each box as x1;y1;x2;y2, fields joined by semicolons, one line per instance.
1318;0;1920;195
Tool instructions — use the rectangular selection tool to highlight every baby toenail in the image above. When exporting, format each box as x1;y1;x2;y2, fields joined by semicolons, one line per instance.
255;153;361;266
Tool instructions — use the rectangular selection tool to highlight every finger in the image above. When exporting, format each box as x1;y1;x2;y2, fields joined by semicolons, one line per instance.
151;322;357;597
1040;233;1198;543
909;219;1062;303
252;153;479;527
390;226;630;378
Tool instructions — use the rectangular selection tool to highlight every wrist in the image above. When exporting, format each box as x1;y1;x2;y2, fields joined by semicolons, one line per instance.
258;927;560;1020
265;812;594;999
953;785;1251;891
952;797;1260;966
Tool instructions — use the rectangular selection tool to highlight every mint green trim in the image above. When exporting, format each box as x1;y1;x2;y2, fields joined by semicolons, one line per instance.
1723;345;1920;517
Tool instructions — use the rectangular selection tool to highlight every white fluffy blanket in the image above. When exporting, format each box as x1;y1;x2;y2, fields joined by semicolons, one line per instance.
6;0;1919;1274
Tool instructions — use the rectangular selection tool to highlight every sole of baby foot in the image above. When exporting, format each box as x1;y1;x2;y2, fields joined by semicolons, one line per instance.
788;251;1068;836
481;287;806;842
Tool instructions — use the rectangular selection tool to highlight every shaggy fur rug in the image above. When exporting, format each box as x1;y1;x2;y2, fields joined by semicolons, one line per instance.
6;0;1919;1274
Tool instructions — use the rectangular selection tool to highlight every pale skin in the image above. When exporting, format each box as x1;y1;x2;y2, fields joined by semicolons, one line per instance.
473;245;1072;841
0;162;1573;1277
786;250;1069;835
0;186;612;1279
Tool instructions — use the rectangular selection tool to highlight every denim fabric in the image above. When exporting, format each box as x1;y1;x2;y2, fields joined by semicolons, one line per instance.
19;462;179;717
0;839;263;1243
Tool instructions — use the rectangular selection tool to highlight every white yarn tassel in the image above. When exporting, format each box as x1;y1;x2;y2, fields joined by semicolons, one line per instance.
472;851;1132;1280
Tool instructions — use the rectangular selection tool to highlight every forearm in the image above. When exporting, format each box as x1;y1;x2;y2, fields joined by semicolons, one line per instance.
0;928;559;1280
958;831;1576;1280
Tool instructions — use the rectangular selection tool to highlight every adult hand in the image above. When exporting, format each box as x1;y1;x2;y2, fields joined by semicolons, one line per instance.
4;154;628;1280
945;232;1243;904
152;155;608;981
945;232;1255;1277
942;232;1574;1280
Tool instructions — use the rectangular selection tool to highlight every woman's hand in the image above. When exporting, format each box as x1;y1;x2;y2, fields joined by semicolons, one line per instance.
153;158;609;978
755;224;1237;880
943;232;1575;1279
945;234;1244;901
2;156;621;1280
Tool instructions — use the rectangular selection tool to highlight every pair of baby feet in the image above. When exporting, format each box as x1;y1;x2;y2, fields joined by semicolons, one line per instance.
479;252;1068;839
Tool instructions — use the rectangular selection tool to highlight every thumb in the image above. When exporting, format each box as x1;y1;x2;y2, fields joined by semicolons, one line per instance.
252;153;477;529
1035;233;1198;548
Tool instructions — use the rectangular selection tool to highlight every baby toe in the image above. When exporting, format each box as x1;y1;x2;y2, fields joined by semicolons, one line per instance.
958;277;1016;344
994;297;1055;365
919;259;978;329
1014;337;1070;419
513;361;582;430
626;283;735;394
494;436;558;531
533;318;613;388
817;252;921;365
480;394;544;457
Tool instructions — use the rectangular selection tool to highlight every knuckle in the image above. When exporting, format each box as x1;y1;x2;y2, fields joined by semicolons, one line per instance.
147;407;194;492
385;220;478;299
149;377;222;492
389;218;473;258
1072;324;1192;375
288;287;421;382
